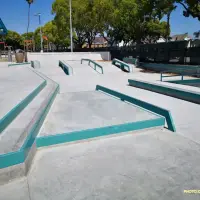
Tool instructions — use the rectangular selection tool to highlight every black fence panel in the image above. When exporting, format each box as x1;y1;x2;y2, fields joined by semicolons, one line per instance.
52;41;200;65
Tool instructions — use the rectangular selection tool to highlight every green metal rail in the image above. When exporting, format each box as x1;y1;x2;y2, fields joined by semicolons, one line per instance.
160;69;200;81
96;85;176;132
81;59;104;74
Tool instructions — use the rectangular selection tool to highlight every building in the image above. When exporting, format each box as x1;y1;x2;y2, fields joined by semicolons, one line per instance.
85;37;108;48
171;33;191;41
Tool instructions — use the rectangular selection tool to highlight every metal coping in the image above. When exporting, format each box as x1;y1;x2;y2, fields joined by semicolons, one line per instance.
36;118;164;148
8;62;31;67
96;84;176;132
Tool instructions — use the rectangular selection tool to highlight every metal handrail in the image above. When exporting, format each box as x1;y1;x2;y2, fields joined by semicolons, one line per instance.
160;69;200;81
81;59;104;74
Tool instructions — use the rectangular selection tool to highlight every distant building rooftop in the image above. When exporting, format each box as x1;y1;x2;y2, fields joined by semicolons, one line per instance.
171;33;191;41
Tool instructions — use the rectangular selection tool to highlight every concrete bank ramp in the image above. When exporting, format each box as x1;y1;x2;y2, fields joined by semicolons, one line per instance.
0;67;59;185
37;90;164;148
0;67;45;131
28;52;104;63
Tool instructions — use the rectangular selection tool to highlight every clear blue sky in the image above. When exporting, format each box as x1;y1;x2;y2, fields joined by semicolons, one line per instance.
0;0;199;37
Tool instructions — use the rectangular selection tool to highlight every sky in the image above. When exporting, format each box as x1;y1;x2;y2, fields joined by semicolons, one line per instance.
0;0;200;37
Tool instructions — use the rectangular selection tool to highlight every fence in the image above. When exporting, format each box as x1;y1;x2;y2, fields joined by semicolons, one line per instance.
34;40;200;65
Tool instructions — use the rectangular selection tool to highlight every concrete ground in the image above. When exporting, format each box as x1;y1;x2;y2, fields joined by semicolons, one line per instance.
65;61;100;75
0;67;44;120
95;61;122;73
1;56;200;200
1;129;200;200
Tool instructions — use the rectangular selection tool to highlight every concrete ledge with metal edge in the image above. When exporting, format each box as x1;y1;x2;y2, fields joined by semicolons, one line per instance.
112;58;132;72
0;70;59;185
167;79;200;87
128;79;200;105
59;60;73;75
0;80;46;134
81;59;104;74
96;85;176;132
140;62;200;74
8;62;31;67
160;69;200;81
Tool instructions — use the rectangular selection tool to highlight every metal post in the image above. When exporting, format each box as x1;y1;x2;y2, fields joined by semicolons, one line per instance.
69;0;73;52
35;13;43;53
39;14;43;53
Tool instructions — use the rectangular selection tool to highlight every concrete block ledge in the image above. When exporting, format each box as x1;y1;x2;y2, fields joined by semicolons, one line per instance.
96;85;176;132
128;79;200;105
0;80;46;134
140;62;200;73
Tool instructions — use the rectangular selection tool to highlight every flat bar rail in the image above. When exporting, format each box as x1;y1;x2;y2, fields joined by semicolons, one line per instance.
81;59;104;74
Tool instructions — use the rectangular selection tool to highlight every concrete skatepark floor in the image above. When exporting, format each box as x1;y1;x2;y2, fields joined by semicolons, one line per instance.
0;67;44;120
1;129;200;200
0;53;200;200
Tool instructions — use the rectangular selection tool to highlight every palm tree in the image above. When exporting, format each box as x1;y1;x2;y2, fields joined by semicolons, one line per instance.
25;0;33;58
194;30;200;39
26;0;34;37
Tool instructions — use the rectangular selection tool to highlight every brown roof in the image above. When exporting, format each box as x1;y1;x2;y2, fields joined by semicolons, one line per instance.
171;33;191;41
93;37;107;45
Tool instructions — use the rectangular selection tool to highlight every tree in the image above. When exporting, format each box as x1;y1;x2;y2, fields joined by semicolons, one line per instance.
4;30;22;49
26;0;34;38
51;0;172;47
52;0;70;49
110;0;170;44
176;0;200;20
52;0;113;48
43;20;70;50
194;30;200;38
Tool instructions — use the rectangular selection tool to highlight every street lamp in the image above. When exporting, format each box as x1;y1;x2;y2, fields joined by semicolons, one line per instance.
34;13;43;53
69;0;73;52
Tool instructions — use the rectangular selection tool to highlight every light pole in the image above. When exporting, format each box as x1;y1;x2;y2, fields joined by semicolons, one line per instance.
69;0;73;52
35;13;43;53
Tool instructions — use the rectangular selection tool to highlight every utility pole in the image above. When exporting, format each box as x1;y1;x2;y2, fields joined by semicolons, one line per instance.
69;0;73;52
35;13;43;52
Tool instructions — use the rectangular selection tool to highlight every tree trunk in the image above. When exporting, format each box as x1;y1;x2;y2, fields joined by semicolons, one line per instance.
26;4;31;46
25;2;31;62
166;11;171;42
88;43;92;48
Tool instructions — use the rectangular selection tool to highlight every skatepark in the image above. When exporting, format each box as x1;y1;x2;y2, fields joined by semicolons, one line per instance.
0;52;200;200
